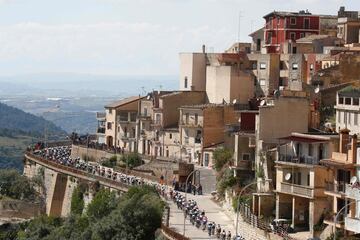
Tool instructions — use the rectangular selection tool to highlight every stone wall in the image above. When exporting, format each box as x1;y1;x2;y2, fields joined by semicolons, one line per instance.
71;144;114;161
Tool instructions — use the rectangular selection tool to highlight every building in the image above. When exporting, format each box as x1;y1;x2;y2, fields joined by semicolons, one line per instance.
104;96;143;151
249;27;265;54
206;53;255;104
335;85;360;134
137;91;206;158
95;112;106;144
248;53;280;96
295;35;344;54
179;51;207;91
225;42;251;54
275;132;338;237
179;104;238;164
337;6;360;44
263;10;321;54
253;90;310;217
320;130;357;234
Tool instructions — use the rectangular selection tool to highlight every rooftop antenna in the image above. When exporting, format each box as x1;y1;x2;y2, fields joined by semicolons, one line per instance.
237;11;243;52
141;86;146;95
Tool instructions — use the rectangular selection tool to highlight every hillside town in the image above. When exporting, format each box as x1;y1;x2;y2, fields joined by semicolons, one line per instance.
83;6;360;240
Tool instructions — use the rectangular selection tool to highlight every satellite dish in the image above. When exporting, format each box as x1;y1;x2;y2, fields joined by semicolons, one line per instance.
238;117;241;123
350;176;358;185
146;95;151;100
260;100;266;106
319;72;324;77
315;86;320;94
232;99;238;104
285;173;292;181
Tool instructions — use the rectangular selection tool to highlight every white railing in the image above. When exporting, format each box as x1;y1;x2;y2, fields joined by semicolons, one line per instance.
280;182;314;198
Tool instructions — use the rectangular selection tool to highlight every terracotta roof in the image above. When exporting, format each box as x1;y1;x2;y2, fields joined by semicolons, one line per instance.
105;96;144;108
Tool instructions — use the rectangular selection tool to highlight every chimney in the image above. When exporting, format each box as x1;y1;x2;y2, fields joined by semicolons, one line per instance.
339;128;350;153
351;134;357;164
202;44;206;54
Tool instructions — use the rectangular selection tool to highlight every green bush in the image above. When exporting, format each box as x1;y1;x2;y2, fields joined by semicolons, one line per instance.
0;169;36;201
70;186;85;215
101;156;117;168
213;148;233;172
121;153;143;169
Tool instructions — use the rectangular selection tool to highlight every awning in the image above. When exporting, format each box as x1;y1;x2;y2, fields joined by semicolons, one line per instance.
280;136;329;143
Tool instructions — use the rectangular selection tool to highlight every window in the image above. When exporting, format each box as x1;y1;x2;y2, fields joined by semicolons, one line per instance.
355;113;358;126
259;79;266;86
242;153;250;161
204;153;210;166
169;133;172;139
143;107;148;116
292;63;299;70
339;97;344;104
290;17;296;25
304;18;310;29
338;111;341;123
345;98;351;105
353;98;359;106
184;77;188;88
259;63;267;69
256;39;261;51
109;109;113;114
267;32;272;44
307;174;310;186
269;17;273;28
290;32;296;41
107;122;112;130
195;130;202;144
308;144;313;156
343;111;346;124
166;150;169;157
195;113;198;125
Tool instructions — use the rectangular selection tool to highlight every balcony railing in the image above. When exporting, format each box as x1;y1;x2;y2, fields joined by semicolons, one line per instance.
96;112;106;119
278;154;319;165
325;182;346;194
97;128;105;134
280;182;314;198
180;122;202;128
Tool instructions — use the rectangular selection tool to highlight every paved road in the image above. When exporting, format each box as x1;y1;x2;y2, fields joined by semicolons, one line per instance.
166;166;236;240
167;194;236;240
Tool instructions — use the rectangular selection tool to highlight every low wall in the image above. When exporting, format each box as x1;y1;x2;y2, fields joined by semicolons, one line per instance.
71;144;114;161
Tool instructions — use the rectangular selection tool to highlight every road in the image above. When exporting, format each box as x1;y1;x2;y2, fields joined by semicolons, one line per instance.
167;167;237;240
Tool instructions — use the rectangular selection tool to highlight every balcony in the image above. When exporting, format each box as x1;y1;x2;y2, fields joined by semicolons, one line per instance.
96;112;106;120
180;122;202;128
346;184;360;200
234;160;252;170
280;182;314;198
277;154;319;165
345;217;360;233
97;128;105;134
137;114;151;120
151;120;162;127
325;182;346;195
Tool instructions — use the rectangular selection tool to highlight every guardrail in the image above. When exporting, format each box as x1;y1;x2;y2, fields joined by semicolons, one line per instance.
25;152;131;192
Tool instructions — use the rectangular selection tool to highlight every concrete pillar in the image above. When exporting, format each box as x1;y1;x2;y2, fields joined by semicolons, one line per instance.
258;196;262;217
292;196;296;229
309;200;314;237
48;173;68;217
276;194;280;219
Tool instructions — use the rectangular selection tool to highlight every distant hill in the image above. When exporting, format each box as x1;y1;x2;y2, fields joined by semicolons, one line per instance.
0;103;67;170
0;102;66;138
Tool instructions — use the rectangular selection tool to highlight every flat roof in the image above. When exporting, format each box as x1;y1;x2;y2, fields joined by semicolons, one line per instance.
105;96;144;108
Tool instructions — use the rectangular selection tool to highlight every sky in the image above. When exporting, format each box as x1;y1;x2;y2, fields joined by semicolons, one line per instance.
0;0;358;77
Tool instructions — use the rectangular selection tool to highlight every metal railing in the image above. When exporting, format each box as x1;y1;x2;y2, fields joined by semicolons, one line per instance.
325;182;346;194
280;182;314;198
278;154;319;165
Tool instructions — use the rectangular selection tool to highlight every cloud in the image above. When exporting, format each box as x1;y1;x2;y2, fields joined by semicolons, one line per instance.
0;21;233;75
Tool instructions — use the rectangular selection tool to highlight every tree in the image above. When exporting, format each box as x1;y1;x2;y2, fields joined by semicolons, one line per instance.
121;153;143;169
101;156;117;168
85;188;118;220
70;186;85;215
213;148;233;172
0;169;36;200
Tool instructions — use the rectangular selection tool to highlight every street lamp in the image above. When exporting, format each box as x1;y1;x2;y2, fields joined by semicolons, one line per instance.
333;200;359;240
235;178;272;237
183;169;200;236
